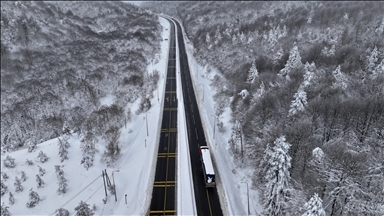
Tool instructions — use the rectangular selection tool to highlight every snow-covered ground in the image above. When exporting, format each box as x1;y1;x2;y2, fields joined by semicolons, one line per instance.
1;17;172;215
2;15;263;216
176;19;264;215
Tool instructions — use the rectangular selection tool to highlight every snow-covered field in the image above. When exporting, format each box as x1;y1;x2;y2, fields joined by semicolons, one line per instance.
1;17;171;215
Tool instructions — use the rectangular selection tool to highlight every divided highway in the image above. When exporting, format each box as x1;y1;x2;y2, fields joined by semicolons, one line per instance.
172;19;224;216
148;18;178;216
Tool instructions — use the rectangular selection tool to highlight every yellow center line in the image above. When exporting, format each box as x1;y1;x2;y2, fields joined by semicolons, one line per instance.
192;114;196;125
195;127;198;140
206;190;213;216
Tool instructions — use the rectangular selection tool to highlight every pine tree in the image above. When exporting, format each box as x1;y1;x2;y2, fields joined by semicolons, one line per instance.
1;172;9;182
8;192;14;205
55;208;70;216
246;60;259;84
14;176;23;193
279;45;303;79
55;165;68;195
38;166;46;176
81;133;96;170
302;62;316;88
37;150;49;163
3;155;16;168
25;159;34;166
1;181;7;196
36;175;44;188
102;126;121;167
58;137;70;162
332;65;348;89
26;188;40;208
371;58;384;80
263;136;292;216
26;138;37;153
273;48;284;66
1;202;11;216
21;171;27;182
302;193;325;216
288;88;308;117
74;201;94;216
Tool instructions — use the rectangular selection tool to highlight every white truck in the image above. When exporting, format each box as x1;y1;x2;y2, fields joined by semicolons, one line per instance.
200;146;216;187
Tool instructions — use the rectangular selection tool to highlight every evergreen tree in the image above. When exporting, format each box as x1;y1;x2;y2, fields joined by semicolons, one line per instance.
55;165;68;195
81;133;97;170
8;192;14;205
55;208;70;216
332;65;348;89
37;150;49;163
288;88;308;117
263;136;292;216
1;202;11;216
367;46;378;72
1;181;7;197
58;137;70;162
102;126;121;166
371;59;384;80
273;48;284;66
302;193;325;216
279;45;303;79
25;159;34;166
26;188;40;208
26;138;37;153
246;60;259;84
36;175;44;188
14;176;23;193
302;62;316;88
3;155;16;168
38;165;46;176
74;201;94;216
21;171;27;182
1;172;9;182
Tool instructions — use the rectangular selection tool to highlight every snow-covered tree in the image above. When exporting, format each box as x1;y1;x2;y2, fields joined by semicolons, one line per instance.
302;62;316;88
38;165;46;176
1;181;7;197
36;175;44;188
25;159;34;166
288;88;308;117
26;138;37;153
1;172;9;182
102;126;121;167
273;48;284;66
302;193;325;216
367;46;379;72
3;155;16;168
74;201;94;216
1;202;11;216
238;89;249;99
206;32;211;44
21;171;27;182
279;45;303;79
8;192;14;205
228;120;242;157
55;208;70;216
58;137;70;162
246;60;259;84
26;188;40;208
371;59;384;80
263;136;292;216
81;133;97;170
14;177;23;193
332;65;348;89
252;82;265;102
55;165;68;195
37;150;49;163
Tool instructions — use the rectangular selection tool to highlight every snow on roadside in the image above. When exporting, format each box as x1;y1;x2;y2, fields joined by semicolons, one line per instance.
0;16;171;216
176;19;264;215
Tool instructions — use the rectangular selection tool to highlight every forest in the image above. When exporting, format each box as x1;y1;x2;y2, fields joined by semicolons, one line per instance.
143;2;384;215
1;1;161;154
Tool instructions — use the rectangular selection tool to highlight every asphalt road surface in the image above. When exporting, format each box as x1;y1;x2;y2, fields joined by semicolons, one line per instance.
173;18;224;216
148;18;178;216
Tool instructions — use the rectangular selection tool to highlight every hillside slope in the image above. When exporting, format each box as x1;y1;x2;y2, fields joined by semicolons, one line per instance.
144;2;384;215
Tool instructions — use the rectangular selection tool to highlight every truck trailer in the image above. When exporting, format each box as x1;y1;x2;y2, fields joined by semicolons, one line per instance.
200;146;216;187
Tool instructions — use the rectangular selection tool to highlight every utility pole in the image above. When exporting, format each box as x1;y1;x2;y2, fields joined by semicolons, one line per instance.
240;122;244;164
145;139;146;147
213;115;216;139
102;170;108;197
146;112;149;136
247;183;250;216
112;170;119;202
